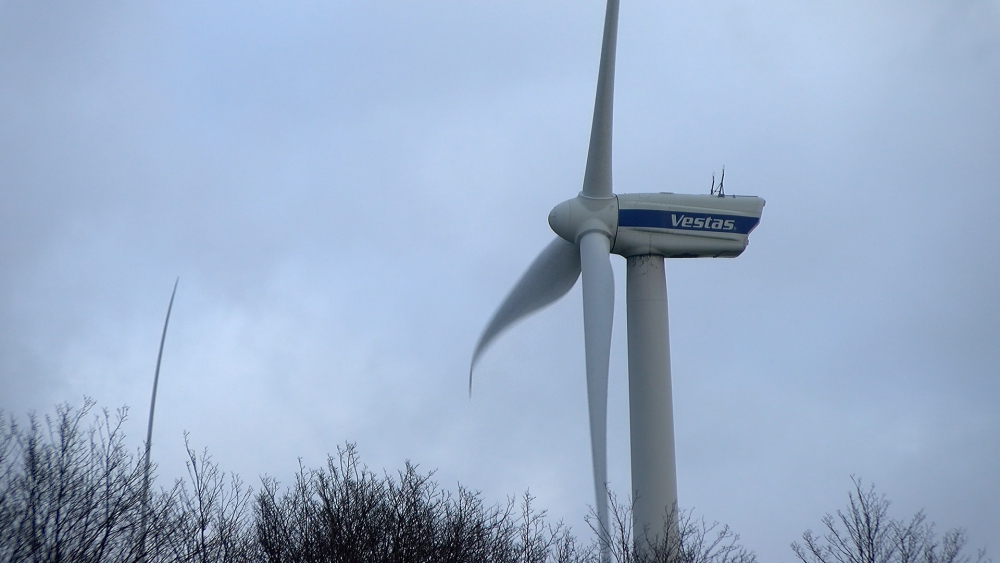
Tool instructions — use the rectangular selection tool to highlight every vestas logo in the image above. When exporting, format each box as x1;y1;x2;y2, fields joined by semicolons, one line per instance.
618;209;760;235
670;214;735;231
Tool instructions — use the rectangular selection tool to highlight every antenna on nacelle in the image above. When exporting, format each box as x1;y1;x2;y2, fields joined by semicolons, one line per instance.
709;166;726;197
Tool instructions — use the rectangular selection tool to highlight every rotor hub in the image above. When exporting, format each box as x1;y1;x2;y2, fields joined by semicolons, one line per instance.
548;195;619;245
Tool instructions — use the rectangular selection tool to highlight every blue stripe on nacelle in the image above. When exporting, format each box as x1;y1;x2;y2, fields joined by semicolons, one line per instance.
618;209;760;235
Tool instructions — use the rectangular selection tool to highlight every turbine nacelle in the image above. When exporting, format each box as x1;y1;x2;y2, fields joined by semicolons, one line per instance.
550;192;766;259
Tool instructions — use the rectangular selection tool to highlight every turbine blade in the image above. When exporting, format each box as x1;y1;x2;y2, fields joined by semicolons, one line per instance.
141;277;178;560
144;277;178;470
469;237;581;392
581;0;620;200
579;231;614;558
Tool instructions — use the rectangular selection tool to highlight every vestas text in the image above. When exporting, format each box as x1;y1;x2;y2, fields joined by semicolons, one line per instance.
617;209;760;235
671;214;735;231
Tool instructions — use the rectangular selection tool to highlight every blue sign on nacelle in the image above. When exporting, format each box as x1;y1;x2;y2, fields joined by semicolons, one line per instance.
618;209;760;235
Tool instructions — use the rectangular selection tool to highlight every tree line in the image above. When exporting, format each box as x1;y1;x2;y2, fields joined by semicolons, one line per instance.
0;402;988;563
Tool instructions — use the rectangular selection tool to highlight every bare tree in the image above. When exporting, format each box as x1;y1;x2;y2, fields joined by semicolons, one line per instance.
1;402;760;563
166;433;258;563
792;477;990;563
0;402;257;563
587;492;756;563
253;443;590;563
0;401;152;563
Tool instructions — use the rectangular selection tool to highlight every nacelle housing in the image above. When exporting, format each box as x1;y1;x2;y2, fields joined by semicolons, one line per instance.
612;193;764;258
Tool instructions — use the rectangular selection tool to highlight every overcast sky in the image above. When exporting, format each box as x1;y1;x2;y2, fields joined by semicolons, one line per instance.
2;0;998;559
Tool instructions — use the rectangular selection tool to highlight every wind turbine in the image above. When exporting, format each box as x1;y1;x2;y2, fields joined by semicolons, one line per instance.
469;0;764;557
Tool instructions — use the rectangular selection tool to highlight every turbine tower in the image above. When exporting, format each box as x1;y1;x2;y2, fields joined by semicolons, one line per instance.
469;0;764;558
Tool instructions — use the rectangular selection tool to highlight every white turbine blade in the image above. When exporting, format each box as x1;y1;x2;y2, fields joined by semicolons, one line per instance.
140;276;178;560
579;230;614;559
469;237;581;392
581;0;620;200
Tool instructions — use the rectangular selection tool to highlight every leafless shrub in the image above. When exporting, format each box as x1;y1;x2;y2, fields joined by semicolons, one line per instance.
0;402;752;563
14;401;925;563
792;477;990;563
0;401;256;563
164;433;258;563
587;491;756;563
254;443;588;563
0;400;151;563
